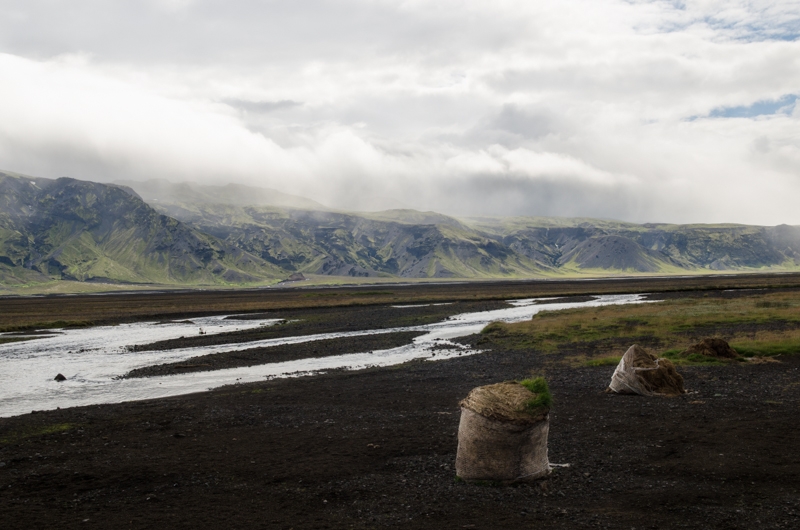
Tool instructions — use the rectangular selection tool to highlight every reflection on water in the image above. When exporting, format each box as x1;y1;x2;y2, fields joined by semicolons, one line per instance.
0;294;649;417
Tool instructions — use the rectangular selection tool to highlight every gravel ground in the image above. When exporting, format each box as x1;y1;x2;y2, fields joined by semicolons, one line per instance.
2;297;800;529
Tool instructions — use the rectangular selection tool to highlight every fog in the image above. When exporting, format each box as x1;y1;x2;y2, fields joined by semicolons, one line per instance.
1;1;799;224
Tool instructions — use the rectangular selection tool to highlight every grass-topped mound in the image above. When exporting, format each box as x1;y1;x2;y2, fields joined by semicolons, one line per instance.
460;380;550;424
679;338;740;359
456;378;553;483
608;345;685;396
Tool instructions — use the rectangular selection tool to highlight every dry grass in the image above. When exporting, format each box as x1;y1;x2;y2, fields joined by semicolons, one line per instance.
4;274;800;331
482;291;800;362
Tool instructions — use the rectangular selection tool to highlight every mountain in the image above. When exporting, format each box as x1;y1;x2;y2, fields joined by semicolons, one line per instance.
144;197;800;279
3;171;800;289
0;172;283;285
149;202;542;278
467;217;800;272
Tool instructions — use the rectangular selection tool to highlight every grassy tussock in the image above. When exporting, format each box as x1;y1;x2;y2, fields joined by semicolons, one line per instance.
519;377;552;410
482;291;800;363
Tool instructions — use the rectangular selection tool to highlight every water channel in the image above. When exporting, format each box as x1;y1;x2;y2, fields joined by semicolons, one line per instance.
0;294;649;417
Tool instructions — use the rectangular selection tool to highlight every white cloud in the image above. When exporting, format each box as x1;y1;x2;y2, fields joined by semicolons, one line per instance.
0;1;799;223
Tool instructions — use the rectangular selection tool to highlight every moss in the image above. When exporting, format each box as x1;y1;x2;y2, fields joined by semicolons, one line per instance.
519;377;552;410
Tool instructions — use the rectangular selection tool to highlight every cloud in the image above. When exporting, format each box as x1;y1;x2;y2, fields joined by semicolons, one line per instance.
0;1;799;224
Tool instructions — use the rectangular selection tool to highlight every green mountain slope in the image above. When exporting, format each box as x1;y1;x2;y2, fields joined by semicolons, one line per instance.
152;202;544;278
465;217;800;272
0;172;284;285
3;171;800;289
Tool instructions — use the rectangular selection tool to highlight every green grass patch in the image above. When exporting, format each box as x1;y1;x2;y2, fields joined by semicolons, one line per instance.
0;423;76;445
519;376;552;410
730;338;800;357
478;291;800;364
584;355;622;367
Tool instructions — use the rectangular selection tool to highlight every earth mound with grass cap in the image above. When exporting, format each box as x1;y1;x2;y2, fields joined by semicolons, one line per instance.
609;345;685;396
680;338;739;359
456;380;552;483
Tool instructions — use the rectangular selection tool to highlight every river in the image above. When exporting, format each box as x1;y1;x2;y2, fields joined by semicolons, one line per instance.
0;293;648;417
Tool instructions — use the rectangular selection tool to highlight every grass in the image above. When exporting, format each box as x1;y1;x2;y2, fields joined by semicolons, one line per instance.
0;336;43;345
0;320;95;333
519;377;553;411
0;423;76;445
481;290;800;365
584;355;622;367
302;291;393;298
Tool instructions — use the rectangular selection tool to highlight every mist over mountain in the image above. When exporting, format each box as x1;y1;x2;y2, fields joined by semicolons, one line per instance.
0;172;282;286
2;172;800;288
113;179;327;211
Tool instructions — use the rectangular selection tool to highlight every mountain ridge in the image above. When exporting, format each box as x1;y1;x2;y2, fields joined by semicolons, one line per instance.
2;172;800;288
0;172;282;286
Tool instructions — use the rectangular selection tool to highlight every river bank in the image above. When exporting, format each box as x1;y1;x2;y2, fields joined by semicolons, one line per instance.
3;278;800;528
2;334;799;529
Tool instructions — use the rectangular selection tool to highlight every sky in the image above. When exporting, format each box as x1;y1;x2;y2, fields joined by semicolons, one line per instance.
0;0;799;224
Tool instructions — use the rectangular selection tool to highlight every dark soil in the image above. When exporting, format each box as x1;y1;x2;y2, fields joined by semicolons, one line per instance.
3;284;800;528
3;325;800;527
124;331;425;378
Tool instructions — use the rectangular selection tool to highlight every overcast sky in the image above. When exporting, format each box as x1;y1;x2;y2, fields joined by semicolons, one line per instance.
1;1;799;224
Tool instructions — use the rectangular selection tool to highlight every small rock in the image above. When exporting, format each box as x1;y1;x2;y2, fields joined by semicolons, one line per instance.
0;462;6;467
54;373;67;382
173;432;186;438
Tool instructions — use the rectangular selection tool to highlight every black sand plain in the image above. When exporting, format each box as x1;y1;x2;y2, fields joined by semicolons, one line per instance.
2;275;800;529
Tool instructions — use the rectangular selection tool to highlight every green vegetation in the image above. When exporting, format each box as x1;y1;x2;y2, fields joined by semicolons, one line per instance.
584;355;622;366
0;320;95;333
519;377;552;411
303;291;394;297
6;171;800;293
659;349;729;365
0;172;285;288
730;338;800;358
0;423;76;445
481;291;800;364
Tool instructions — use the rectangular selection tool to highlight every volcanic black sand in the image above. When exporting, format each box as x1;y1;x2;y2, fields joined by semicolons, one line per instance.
123;331;427;378
3;277;800;529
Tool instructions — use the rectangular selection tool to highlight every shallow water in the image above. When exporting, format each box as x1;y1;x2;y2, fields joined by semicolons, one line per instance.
0;294;648;417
